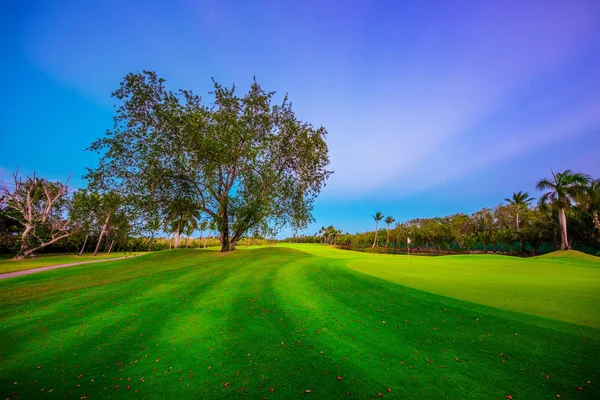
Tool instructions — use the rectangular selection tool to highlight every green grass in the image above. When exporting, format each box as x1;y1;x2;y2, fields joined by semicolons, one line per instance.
0;252;145;274
281;245;600;329
0;246;598;399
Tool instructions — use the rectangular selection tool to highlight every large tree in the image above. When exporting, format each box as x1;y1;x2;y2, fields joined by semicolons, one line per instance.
87;71;331;252
536;170;590;250
1;171;71;259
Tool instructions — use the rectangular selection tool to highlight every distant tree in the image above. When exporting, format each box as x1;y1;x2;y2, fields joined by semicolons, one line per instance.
1;171;71;259
198;220;209;248
87;71;332;252
372;212;384;247
465;233;478;253
477;231;490;253
537;170;590;250
70;189;101;255
164;197;199;249
92;192;123;256
0;205;23;254
504;191;535;251
384;216;395;246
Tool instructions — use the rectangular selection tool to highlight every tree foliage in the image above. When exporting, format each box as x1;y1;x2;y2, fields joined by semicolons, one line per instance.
87;71;332;251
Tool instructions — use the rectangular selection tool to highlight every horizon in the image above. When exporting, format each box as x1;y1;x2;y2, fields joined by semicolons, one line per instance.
2;0;600;238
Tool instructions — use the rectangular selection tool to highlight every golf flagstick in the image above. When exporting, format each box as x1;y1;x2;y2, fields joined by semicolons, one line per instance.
407;237;411;260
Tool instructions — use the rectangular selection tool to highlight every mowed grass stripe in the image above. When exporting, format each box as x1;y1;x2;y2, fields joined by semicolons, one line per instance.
281;244;600;329
0;247;598;399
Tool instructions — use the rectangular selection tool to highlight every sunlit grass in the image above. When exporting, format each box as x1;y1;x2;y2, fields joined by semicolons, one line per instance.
0;246;598;399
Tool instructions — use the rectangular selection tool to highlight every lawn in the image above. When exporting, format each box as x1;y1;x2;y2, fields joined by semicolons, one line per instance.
0;252;145;274
0;246;598;399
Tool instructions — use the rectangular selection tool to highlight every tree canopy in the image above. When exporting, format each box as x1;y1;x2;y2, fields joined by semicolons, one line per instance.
87;71;332;251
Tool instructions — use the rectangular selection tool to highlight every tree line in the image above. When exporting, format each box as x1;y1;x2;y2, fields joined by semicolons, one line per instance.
286;170;600;256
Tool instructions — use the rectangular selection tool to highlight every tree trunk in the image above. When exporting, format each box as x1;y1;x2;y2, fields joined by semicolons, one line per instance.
16;224;33;259
386;227;390;247
558;207;570;250
94;212;111;256
174;231;181;248
147;230;155;252
107;239;115;255
516;211;524;253
220;202;231;252
372;222;378;248
593;211;600;238
15;232;72;259
78;234;89;256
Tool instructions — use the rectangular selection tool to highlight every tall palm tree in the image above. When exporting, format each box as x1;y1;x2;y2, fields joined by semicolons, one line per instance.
536;170;590;250
372;212;384;247
384;216;395;246
504;191;535;251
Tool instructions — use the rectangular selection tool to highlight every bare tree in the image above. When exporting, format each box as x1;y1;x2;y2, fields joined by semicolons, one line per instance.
1;171;71;259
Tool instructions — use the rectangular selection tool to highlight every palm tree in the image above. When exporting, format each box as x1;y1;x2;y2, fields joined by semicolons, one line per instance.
504;191;535;232
384;216;395;246
477;231;491;253
536;170;590;250
504;191;535;251
372;212;384;247
183;218;198;248
165;198;200;249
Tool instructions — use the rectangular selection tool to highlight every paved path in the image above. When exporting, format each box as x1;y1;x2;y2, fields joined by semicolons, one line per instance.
0;255;143;280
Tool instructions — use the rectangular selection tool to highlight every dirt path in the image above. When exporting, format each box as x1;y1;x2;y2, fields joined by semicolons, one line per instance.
0;255;144;280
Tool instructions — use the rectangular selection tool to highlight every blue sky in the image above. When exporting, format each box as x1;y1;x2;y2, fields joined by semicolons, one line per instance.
1;0;600;237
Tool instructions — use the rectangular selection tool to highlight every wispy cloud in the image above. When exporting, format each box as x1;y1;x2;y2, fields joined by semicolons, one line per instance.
322;0;600;198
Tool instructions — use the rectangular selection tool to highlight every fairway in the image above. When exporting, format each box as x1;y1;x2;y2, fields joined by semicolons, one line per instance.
1;246;599;399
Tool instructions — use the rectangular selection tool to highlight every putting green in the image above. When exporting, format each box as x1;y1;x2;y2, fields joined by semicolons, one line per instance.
0;246;598;399
280;244;600;330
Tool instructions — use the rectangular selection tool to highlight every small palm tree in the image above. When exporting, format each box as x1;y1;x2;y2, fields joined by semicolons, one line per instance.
537;170;590;250
384;216;395;246
165;198;200;249
504;191;535;232
504;191;535;251
477;231;490;253
372;212;384;247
